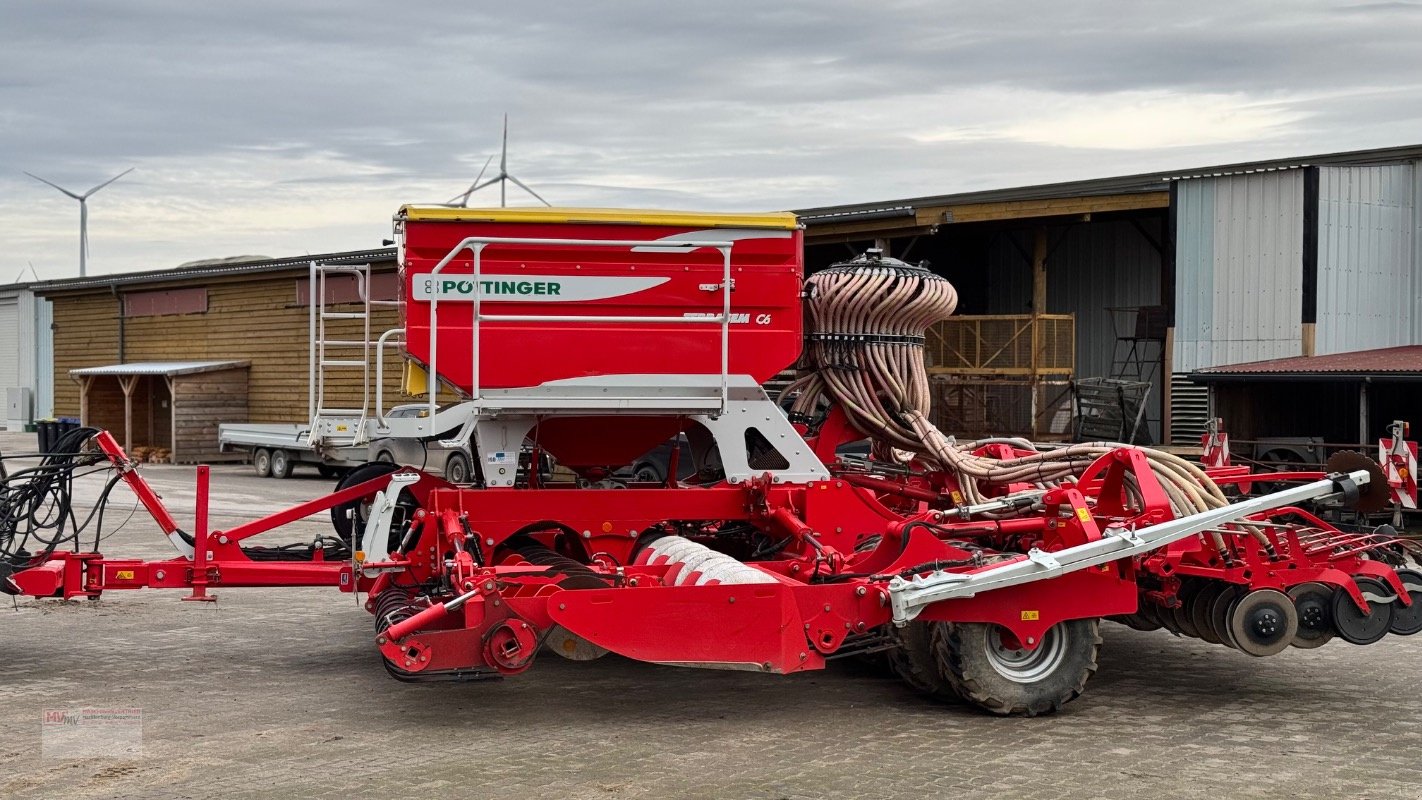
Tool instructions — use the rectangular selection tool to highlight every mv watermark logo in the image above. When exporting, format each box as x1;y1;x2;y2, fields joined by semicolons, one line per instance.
42;707;143;758
43;710;80;726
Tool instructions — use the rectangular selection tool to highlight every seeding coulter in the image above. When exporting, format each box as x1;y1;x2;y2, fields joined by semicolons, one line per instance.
4;206;1421;717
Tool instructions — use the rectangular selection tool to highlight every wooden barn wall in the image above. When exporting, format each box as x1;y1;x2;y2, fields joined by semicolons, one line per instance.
81;378;126;437
79;376;160;451
48;266;401;424
53;295;122;418
174;369;249;463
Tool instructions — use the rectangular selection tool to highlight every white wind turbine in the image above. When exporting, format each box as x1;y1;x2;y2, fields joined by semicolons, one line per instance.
447;115;550;208
24;167;134;278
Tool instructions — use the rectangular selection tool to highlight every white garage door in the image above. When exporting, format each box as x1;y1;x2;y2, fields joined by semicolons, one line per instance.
0;299;20;403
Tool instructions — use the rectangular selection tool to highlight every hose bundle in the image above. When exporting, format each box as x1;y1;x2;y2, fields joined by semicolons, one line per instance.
785;251;1235;528
0;427;121;591
786;251;958;453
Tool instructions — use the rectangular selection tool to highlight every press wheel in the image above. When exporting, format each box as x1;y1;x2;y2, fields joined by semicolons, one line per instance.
1228;589;1298;657
1331;576;1393;645
1388;569;1422;636
1287;582;1335;649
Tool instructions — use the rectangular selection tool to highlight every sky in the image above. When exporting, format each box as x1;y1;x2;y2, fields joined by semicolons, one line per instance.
3;0;1421;282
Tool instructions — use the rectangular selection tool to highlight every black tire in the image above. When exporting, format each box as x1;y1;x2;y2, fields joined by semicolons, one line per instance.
331;461;403;542
269;449;293;479
632;462;664;484
1255;449;1308;494
933;619;1101;717
252;448;272;478
374;450;396;464
316;465;340;479
445;452;473;484
887;621;959;702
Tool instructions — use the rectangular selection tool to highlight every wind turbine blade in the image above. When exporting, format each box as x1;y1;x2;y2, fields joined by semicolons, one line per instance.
473;154;494;191
82;167;134;199
446;154;496;206
24;172;82;200
469;175;503;194
500;114;509;173
507;174;551;207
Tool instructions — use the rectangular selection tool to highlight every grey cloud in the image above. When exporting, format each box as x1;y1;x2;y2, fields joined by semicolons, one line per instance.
2;0;1421;278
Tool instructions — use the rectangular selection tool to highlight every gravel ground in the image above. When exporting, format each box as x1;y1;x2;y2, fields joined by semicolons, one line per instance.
2;431;1420;799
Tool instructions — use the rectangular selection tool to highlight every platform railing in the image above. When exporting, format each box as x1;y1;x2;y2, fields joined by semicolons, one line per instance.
423;236;735;419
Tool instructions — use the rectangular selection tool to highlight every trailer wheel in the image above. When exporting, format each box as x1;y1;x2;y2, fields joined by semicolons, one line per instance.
933;619;1101;717
445;452;474;484
270;449;293;479
252;448;272;478
887;621;959;702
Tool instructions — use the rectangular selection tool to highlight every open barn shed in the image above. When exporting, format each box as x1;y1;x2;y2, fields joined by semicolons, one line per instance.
1189;346;1422;453
35;248;399;443
796;143;1422;445
71;361;250;463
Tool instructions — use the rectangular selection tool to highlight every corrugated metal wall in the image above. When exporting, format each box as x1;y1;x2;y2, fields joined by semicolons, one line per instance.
1173;170;1306;373
31;294;54;419
1316;163;1417;353
985;219;1164;439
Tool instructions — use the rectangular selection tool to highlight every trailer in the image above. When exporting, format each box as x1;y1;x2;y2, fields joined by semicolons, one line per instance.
217;422;367;478
3;206;1419;717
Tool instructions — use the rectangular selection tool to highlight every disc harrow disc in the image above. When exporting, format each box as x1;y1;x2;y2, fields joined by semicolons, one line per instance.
1189;582;1227;645
1228;589;1298;657
1323;450;1391;513
1331;576;1394;645
1137;601;1164;630
1210;585;1245;649
1287;582;1335;649
1387;569;1422;637
1172;580;1203;639
1116;611;1162;632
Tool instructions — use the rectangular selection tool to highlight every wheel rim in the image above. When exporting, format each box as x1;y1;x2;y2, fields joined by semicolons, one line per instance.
273;452;288;472
449;458;468;483
255;452;269;471
983;625;1066;683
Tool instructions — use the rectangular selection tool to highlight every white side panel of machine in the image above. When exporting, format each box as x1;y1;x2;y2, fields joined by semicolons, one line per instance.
1315;164;1417;355
1174;170;1306;373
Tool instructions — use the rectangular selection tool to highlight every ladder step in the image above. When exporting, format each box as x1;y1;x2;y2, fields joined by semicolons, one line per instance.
317;408;366;416
319;340;368;347
321;360;366;367
321;312;366;320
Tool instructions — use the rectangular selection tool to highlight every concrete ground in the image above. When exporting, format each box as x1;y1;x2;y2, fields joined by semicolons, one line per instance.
2;431;1421;799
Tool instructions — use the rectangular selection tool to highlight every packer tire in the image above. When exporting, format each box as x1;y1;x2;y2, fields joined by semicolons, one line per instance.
887;621;959;703
933;618;1101;717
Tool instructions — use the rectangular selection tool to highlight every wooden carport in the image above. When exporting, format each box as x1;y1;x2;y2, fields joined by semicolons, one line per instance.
71;361;250;463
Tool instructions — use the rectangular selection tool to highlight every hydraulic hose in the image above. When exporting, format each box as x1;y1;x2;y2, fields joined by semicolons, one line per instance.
789;251;1234;527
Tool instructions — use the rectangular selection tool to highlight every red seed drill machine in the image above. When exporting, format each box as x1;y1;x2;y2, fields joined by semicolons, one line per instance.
4;206;1419;716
